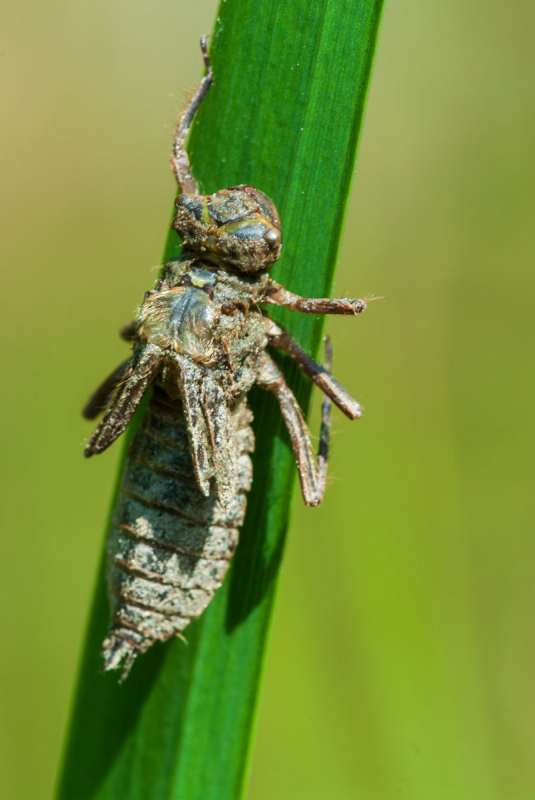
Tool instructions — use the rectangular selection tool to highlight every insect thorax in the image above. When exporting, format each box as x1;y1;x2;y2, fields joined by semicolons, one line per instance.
138;255;270;401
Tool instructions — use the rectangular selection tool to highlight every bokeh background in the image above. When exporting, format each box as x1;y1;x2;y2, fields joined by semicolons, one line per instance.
1;1;534;798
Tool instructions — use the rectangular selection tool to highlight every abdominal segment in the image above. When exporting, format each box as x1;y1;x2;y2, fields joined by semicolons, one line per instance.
101;389;253;678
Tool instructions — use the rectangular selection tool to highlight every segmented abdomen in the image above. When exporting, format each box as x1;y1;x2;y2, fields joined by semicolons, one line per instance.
102;388;253;677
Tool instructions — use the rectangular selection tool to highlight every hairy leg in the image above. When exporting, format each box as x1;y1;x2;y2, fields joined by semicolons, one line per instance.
170;36;213;194
257;348;332;507
263;280;367;315
263;318;362;420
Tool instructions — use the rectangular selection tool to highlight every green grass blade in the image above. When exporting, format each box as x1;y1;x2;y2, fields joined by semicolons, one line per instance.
56;1;384;798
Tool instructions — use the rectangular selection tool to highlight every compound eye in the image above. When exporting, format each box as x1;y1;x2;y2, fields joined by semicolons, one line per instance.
212;214;283;271
174;194;204;221
263;227;281;247
217;219;264;240
217;218;281;245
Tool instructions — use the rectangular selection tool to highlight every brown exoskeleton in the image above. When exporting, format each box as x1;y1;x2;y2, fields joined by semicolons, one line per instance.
83;38;367;679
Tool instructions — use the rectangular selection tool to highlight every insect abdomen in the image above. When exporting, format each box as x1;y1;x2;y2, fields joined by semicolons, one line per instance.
102;390;253;677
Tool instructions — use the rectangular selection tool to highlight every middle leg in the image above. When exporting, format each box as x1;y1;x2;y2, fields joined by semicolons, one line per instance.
263;318;362;420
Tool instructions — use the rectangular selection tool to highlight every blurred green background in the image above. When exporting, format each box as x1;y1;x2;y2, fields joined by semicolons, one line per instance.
1;1;534;799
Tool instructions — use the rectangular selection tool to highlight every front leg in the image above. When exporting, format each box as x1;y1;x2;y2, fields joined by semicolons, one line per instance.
263;280;367;315
170;36;213;194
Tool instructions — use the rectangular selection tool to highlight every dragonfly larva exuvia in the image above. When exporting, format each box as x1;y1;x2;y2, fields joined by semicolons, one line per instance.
84;37;368;679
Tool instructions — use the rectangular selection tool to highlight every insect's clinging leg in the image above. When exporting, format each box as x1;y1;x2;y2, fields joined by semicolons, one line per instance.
318;336;333;472
82;359;132;420
263;281;367;315
170;36;213;194
264;319;362;420
257;351;332;507
84;345;163;457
